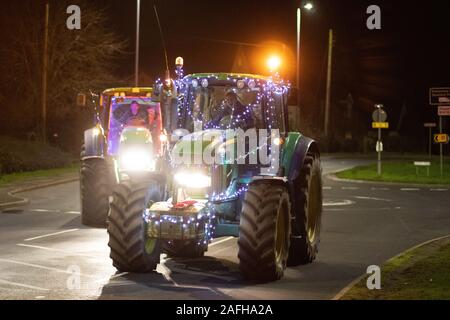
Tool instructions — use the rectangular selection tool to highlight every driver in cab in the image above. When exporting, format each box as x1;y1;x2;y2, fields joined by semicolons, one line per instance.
207;90;254;130
117;101;149;126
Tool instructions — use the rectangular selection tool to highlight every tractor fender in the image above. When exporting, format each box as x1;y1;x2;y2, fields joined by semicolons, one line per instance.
286;136;319;183
83;127;106;159
250;176;288;186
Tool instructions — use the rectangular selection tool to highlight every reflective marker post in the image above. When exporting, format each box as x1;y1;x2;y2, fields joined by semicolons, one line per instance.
372;105;388;177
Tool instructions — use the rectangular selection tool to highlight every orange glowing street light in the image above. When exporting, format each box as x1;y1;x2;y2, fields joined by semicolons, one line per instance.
267;55;282;72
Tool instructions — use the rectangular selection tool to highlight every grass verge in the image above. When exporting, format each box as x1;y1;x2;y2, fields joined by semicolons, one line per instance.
0;164;78;187
341;237;450;300
336;160;450;185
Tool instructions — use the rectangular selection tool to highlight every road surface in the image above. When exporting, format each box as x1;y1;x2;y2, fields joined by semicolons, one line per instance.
0;157;449;300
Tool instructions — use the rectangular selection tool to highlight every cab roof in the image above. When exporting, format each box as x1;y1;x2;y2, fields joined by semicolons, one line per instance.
185;73;277;83
102;87;153;96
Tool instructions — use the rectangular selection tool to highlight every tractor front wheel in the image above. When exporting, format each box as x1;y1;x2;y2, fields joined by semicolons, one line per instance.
287;154;323;266
107;180;162;272
238;182;291;282
80;158;111;228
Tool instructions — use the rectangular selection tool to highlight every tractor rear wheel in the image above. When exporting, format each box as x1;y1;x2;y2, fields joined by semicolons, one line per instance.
238;182;291;282
80;158;111;228
164;240;207;258
287;154;323;266
107;180;162;272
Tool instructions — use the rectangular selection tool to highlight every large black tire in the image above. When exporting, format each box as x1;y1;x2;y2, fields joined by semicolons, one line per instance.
107;180;162;272
163;240;207;258
287;154;323;266
238;182;291;282
80;158;111;228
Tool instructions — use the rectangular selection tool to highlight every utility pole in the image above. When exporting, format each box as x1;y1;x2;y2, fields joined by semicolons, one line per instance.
297;7;301;126
41;1;49;143
324;29;333;137
135;0;141;87
439;115;443;178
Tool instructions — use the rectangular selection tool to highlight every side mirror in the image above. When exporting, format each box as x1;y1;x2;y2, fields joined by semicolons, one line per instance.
287;88;299;107
76;93;87;107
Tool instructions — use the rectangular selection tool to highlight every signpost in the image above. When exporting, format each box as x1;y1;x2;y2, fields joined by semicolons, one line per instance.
424;122;437;158
430;88;450;178
372;105;388;176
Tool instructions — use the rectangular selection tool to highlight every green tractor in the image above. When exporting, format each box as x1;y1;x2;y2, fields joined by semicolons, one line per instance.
78;87;170;228
107;72;323;282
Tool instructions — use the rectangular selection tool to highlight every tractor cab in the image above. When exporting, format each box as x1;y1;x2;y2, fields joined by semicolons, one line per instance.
99;87;163;157
177;73;289;134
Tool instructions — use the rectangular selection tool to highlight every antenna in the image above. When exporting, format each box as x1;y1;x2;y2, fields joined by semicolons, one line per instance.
153;5;170;75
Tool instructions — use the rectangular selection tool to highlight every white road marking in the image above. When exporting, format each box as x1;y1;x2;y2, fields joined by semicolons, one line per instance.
16;244;98;259
30;209;80;215
209;237;235;247
323;186;332;190
0;258;96;278
400;188;421;191
24;229;79;242
157;259;179;286
0;279;49;291
94;272;129;284
323;200;355;206
342;187;359;190
430;188;448;192
371;187;390;191
31;209;60;213
65;211;81;214
157;259;227;296
355;196;392;202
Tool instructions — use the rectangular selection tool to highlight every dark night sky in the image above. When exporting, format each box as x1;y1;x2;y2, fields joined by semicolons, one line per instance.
1;0;448;142
95;0;450;138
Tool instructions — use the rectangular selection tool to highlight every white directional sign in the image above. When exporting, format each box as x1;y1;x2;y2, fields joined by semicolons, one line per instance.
430;88;450;106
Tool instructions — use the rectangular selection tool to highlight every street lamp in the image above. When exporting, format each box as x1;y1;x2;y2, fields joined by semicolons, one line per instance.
267;55;282;73
297;2;314;126
135;0;141;87
303;2;314;11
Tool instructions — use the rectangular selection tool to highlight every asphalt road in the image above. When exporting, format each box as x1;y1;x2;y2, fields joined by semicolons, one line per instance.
0;157;449;300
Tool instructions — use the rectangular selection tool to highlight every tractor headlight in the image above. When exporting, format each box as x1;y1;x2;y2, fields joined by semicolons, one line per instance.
119;149;155;172
174;171;211;189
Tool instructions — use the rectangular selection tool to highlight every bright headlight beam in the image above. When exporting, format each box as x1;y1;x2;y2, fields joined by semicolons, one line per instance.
174;172;211;189
120;149;155;172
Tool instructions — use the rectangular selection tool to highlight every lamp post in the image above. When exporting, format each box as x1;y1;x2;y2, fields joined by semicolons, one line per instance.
324;28;333;137
41;1;49;143
135;0;141;87
297;2;313;127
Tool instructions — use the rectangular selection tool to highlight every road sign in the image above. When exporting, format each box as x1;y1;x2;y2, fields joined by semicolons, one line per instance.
430;88;450;106
434;133;449;144
438;106;450;116
424;122;437;128
414;161;431;166
372;122;389;129
372;109;387;122
376;141;383;152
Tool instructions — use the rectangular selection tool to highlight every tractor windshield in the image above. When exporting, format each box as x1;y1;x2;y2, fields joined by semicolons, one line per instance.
107;97;162;155
181;85;264;132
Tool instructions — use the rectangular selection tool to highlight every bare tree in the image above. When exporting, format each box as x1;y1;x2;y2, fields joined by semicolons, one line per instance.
0;0;127;137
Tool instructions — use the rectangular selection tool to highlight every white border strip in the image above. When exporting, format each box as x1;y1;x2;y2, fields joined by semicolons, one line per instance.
24;229;79;242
